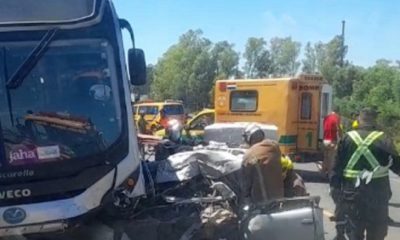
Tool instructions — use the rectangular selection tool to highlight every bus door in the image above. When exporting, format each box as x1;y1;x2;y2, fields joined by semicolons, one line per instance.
319;84;333;141
296;85;320;152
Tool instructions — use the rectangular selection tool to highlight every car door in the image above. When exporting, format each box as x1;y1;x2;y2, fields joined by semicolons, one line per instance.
187;112;215;141
319;84;333;141
297;87;320;153
245;197;324;240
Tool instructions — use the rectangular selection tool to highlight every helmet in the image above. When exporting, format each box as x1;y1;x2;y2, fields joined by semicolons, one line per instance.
243;123;265;146
281;155;294;178
165;119;183;142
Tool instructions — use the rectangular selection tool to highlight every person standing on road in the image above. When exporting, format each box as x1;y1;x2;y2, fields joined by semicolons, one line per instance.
241;124;284;205
330;108;400;240
137;110;148;134
154;119;193;161
323;109;342;176
158;108;169;130
281;155;308;198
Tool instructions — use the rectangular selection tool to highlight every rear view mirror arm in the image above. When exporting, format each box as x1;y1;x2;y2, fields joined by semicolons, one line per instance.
119;18;135;47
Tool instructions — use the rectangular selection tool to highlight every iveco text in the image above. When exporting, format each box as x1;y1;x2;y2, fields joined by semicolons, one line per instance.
0;189;31;199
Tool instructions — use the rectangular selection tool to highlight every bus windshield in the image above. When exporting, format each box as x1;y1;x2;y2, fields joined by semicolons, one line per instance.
0;39;121;167
0;0;96;24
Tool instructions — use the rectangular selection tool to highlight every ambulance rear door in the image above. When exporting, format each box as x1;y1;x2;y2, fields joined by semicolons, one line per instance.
319;84;333;141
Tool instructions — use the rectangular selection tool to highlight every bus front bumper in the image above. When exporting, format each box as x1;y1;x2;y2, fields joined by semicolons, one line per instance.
0;221;67;237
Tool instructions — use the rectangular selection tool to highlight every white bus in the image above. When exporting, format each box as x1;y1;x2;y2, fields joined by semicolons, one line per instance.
0;0;146;236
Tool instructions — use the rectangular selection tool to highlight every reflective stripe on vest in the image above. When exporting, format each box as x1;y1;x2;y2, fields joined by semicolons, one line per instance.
343;131;387;179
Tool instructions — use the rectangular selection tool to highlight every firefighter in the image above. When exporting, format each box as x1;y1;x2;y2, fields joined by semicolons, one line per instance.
137;110;148;134
281;155;308;198
154;119;193;161
158;108;169;130
241;124;284;205
330;108;400;240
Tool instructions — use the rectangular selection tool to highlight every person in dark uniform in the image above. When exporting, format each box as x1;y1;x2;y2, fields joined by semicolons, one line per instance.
330;108;400;240
281;155;308;198
137;110;148;134
154;119;193;161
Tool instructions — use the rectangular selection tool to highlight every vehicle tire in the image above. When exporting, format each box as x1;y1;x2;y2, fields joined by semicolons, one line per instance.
103;194;141;220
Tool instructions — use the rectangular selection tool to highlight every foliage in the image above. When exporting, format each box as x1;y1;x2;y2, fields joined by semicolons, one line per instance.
242;37;271;78
211;41;240;80
136;64;154;96
269;37;301;76
302;42;316;74
150;30;239;111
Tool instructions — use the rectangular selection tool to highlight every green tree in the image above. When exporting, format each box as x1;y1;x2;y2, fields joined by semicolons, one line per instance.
243;37;271;78
332;64;364;99
269;37;301;76
314;36;347;83
131;64;155;101
375;59;392;67
136;64;154;95
307;36;357;101
211;41;239;80
302;42;317;74
150;29;218;110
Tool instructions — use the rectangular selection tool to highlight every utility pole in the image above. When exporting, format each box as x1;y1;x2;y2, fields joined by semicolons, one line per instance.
340;20;346;67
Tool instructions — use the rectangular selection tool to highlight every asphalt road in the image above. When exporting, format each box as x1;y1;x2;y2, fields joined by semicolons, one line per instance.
4;161;400;240
295;162;400;240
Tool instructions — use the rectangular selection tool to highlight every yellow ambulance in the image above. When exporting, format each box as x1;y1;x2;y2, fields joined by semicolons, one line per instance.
133;100;185;132
214;74;332;161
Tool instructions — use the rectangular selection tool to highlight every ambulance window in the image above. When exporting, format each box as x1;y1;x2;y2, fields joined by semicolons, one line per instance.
139;106;158;115
230;91;258;112
163;105;184;115
301;92;312;120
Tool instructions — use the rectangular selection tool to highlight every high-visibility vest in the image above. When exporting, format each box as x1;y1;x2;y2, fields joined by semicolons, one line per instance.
343;131;388;179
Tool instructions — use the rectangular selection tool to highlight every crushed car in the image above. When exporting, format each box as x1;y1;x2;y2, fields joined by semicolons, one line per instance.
131;123;324;240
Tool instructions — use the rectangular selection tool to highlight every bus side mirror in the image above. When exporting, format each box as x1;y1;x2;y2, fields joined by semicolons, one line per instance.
128;48;146;86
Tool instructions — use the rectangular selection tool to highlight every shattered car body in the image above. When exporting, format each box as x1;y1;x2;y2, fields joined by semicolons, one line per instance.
137;140;324;240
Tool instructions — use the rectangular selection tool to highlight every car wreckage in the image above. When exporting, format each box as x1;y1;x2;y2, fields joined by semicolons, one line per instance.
135;123;325;240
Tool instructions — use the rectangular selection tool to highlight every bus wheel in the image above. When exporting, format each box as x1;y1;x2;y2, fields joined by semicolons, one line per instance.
104;191;141;219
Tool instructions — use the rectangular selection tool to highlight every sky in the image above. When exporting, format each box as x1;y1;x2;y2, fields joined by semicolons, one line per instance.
114;0;400;67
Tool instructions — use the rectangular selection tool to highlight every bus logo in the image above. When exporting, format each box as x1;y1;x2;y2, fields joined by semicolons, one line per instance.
3;207;27;224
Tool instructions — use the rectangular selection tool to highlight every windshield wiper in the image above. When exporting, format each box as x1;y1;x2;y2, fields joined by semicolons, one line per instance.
6;28;58;89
